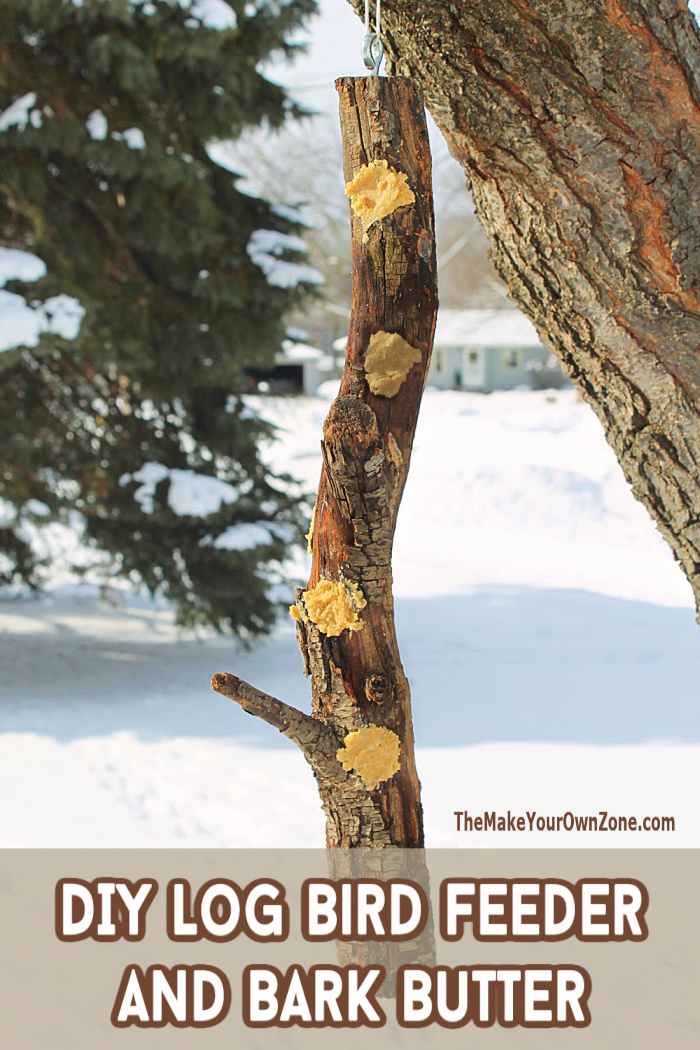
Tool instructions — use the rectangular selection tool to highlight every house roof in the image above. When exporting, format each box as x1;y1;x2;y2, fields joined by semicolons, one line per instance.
333;310;542;353
276;340;324;365
434;309;542;348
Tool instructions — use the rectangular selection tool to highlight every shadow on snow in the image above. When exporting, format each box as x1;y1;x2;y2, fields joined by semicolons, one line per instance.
1;586;698;746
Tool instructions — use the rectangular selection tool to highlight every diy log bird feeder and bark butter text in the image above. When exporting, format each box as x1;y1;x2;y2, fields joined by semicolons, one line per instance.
213;71;439;850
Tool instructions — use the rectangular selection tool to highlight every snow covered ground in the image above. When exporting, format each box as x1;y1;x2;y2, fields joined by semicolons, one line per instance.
1;386;699;848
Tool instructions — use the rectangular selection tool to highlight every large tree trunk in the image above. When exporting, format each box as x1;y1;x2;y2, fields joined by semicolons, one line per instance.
214;76;438;847
349;0;700;613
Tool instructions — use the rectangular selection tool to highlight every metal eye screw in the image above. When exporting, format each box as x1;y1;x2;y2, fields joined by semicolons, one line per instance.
363;0;383;76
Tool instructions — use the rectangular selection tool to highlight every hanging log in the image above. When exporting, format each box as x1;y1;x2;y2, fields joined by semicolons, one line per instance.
213;75;438;849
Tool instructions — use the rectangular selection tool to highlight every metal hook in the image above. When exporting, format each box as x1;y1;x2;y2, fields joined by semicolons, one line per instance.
362;0;383;75
362;33;384;76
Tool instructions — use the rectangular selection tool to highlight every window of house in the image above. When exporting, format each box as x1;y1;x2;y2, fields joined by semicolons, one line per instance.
502;347;523;371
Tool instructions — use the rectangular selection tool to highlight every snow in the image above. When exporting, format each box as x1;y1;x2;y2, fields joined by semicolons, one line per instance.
0;248;46;287
208;522;278;550
0;291;85;353
0;92;37;132
272;202;307;224
205;140;240;175
190;0;237;28
129;0;237;28
126;0;237;26
24;499;51;518
40;295;85;340
1;386;698;848
250;228;307;256
87;112;145;150
0;499;15;527
122;463;242;516
114;127;146;150
163;470;240;517
0;248;83;353
247;228;324;289
253;258;323;289
85;109;108;140
0;293;43;353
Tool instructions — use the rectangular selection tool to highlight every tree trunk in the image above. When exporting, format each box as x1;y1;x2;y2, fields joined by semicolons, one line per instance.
348;0;700;614
213;75;438;848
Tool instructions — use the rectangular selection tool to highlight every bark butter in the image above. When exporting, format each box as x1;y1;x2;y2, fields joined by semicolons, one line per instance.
336;724;401;790
345;159;415;231
364;330;422;396
291;578;367;636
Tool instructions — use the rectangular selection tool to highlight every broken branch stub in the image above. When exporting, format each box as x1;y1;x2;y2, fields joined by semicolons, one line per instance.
213;76;438;849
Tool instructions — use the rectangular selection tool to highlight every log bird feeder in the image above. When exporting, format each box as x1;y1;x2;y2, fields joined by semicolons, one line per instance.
213;9;439;851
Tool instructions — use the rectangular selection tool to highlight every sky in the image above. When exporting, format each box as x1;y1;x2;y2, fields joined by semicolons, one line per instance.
274;0;368;107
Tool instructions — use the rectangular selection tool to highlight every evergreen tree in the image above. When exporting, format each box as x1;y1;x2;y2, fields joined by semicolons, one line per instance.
0;0;319;635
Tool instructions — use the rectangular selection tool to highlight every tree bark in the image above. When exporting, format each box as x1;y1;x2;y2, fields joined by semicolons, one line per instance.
214;76;438;848
348;0;700;613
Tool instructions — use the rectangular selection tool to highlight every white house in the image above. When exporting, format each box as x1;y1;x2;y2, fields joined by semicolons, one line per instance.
429;309;565;392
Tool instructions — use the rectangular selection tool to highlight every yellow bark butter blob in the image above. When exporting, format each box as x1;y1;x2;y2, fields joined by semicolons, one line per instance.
305;504;316;554
337;725;401;791
345;159;415;232
364;330;422;397
290;578;367;636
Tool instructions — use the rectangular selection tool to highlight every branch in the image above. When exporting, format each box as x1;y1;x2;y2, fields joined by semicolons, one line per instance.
211;672;342;770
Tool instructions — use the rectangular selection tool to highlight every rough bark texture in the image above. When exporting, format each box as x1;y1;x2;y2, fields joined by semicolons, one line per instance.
350;0;700;612
213;76;438;849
